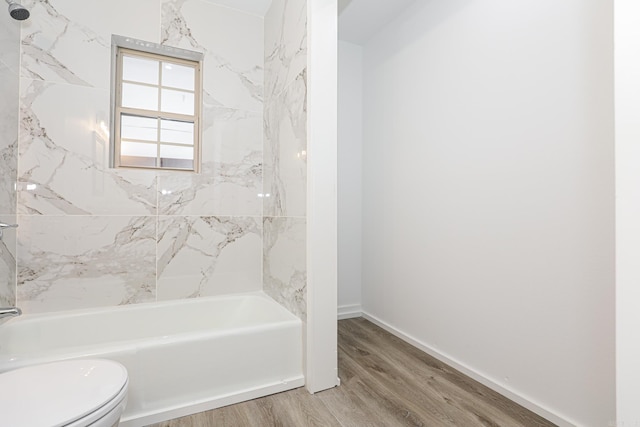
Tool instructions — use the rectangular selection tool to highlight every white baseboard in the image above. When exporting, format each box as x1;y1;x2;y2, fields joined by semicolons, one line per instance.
361;312;577;427
338;304;363;320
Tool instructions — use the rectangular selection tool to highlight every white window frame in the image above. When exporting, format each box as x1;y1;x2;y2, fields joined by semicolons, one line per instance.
110;35;204;172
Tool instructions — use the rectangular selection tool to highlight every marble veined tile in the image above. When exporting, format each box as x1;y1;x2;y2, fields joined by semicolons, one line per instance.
0;63;18;216
0;7;20;74
17;215;156;314
162;0;264;112
158;107;262;216
18;79;157;215
264;0;307;102
0;15;18;306
157;215;262;300
263;216;306;320
263;71;307;217
0;215;17;307
21;0;160;89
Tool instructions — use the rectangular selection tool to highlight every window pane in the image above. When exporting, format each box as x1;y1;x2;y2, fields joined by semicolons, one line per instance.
122;55;159;85
121;156;157;168
121;115;157;141
162;63;195;90
121;141;157;158
161;89;194;115
160;158;194;169
122;83;159;111
160;144;193;160
160;119;194;145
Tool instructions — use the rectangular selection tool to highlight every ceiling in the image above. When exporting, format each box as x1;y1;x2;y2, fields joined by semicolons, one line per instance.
202;0;414;44
338;0;417;45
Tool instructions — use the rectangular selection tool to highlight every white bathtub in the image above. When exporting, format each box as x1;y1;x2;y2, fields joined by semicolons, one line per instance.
0;291;304;426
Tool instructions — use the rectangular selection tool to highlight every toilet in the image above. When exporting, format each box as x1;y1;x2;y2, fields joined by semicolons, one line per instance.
0;359;129;427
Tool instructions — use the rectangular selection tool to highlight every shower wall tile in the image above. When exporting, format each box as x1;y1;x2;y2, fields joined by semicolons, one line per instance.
12;0;267;313
263;72;307;217
21;0;160;88
0;216;17;307
0;9;19;307
156;216;262;300
0;63;18;216
262;0;307;321
0;9;20;73
264;0;307;102
161;0;264;112
18;79;158;216
158;107;262;217
263;217;306;320
16;215;156;314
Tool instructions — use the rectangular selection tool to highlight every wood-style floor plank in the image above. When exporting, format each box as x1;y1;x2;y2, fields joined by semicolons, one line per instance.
342;320;553;427
148;318;557;427
256;387;341;427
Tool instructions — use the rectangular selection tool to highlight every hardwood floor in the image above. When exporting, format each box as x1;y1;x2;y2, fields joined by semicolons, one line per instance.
149;318;556;427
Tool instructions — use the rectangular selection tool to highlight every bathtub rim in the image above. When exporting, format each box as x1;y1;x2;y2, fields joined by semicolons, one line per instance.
1;290;296;325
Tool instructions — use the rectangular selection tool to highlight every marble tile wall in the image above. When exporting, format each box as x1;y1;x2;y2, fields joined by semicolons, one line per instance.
15;0;265;314
263;0;308;320
0;11;20;307
263;216;306;319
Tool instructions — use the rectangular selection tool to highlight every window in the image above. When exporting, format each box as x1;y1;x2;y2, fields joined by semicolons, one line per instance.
111;37;203;171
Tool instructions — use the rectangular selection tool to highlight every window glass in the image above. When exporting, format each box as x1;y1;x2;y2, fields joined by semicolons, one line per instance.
121;141;157;158
160;120;194;145
160;144;194;160
121;115;157;141
161;89;195;115
162;62;195;90
122;56;159;85
121;83;159;111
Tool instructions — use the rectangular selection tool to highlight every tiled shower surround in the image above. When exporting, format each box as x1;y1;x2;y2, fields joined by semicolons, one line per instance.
0;11;20;307
1;0;308;316
263;0;308;320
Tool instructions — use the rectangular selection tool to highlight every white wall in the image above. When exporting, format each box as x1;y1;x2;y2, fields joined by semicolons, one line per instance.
615;1;640;425
338;40;363;318
361;1;615;426
306;0;339;392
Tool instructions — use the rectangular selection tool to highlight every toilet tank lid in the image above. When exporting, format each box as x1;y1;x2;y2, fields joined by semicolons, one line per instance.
0;359;128;427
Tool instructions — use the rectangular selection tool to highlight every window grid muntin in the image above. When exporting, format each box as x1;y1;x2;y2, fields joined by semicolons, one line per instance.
114;47;201;172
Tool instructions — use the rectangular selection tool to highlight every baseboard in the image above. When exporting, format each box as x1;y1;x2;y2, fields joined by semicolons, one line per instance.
338;304;363;320
361;312;578;427
120;376;305;427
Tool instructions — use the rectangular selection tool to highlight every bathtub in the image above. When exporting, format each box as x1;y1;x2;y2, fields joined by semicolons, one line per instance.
0;291;304;426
